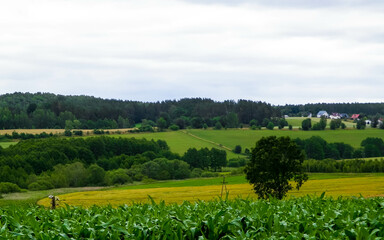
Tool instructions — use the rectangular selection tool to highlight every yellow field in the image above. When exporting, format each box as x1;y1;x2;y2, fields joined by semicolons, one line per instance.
38;176;384;207
0;128;134;135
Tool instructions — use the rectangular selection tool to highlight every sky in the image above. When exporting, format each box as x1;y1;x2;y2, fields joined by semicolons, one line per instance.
1;0;384;105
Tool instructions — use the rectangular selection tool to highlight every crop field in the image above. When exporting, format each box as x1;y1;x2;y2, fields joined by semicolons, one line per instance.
38;174;384;207
4;196;384;239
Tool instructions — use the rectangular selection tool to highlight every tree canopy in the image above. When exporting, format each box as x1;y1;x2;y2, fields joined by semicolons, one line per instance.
244;136;308;199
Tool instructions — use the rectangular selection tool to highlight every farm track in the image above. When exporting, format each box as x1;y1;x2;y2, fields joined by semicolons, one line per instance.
181;130;233;151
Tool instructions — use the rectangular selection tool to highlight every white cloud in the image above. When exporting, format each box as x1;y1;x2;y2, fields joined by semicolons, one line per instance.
0;0;383;104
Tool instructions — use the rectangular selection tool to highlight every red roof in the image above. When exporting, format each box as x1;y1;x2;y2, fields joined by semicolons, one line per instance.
351;114;360;119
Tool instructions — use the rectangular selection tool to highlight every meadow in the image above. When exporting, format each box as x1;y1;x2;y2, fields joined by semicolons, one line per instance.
118;128;384;158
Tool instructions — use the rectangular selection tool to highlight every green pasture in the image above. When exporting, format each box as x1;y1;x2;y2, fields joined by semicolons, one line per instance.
0;141;17;148
119;131;239;158
187;128;384;150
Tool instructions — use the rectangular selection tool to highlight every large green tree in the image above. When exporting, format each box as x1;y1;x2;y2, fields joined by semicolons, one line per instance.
244;136;308;199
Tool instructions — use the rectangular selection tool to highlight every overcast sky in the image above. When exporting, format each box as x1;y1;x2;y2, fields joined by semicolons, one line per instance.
1;0;384;105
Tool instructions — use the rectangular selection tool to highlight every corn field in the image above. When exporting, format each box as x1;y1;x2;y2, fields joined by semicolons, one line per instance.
1;196;384;239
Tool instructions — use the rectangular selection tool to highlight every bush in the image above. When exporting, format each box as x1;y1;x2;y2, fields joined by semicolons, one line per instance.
214;122;223;130
64;130;72;137
230;167;245;175
105;169;132;185
73;130;83;136
0;182;21;194
233;145;242;154
169;124;180;131
266;122;274;130
301;118;311;131
191;168;203;178
227;158;247;168
28;180;54;191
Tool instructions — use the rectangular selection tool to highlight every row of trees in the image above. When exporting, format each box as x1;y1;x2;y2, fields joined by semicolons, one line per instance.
294;136;384;160
0;92;279;129
303;158;384;173
301;117;328;131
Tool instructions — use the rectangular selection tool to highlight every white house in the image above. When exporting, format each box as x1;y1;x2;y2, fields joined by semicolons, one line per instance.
329;113;341;119
365;120;372;125
317;111;329;118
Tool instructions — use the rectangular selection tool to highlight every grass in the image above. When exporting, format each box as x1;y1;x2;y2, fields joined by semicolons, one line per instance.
187;128;384;150
286;117;356;128
118;131;239;158
37;173;384;207
0;186;108;207
0;141;17;148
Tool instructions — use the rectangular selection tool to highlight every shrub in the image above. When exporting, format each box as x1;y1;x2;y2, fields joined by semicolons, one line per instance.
0;182;21;194
105;169;132;185
73;130;83;136
64;130;72;137
191;168;203;178
266;122;274;130
214;122;223;130
201;171;219;178
28;180;54;191
233;145;242;154
169;124;180;131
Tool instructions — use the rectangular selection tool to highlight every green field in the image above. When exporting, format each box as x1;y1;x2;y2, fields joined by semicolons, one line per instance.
286;117;356;128
110;128;384;158
0;141;17;148
5;196;384;239
122;128;384;156
193;128;384;149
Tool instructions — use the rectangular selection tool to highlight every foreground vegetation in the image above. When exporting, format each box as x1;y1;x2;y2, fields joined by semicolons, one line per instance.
3;197;384;239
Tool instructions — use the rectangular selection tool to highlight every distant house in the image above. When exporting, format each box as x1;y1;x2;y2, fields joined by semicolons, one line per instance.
365;120;372;125
340;113;349;119
351;114;360;120
317;111;329;118
330;113;341;119
308;113;312;118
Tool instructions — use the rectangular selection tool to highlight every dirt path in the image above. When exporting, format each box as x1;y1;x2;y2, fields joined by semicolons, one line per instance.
181;130;233;151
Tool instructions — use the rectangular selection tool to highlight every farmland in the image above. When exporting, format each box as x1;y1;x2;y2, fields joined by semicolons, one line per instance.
37;173;384;207
3;196;384;239
119;128;384;156
1;127;384;158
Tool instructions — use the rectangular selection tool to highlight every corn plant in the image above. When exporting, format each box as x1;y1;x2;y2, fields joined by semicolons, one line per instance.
0;196;384;239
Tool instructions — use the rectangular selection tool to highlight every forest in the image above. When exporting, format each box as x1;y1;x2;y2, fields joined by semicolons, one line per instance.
0;136;227;191
1;92;384;130
0;92;279;129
